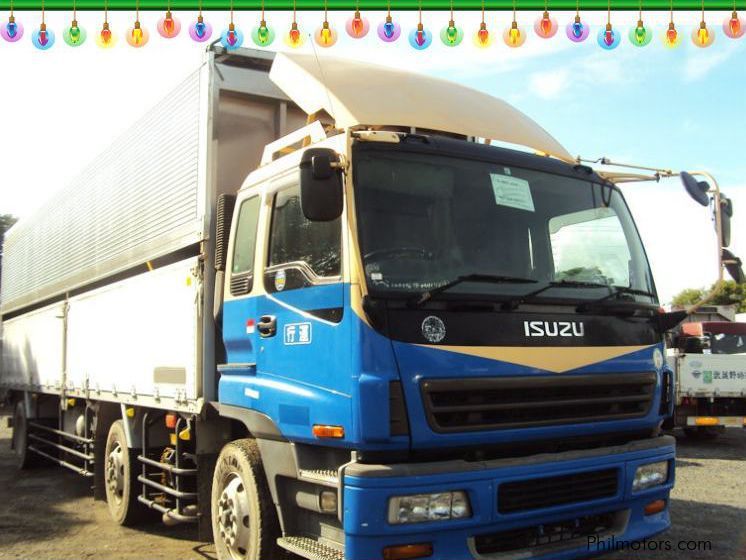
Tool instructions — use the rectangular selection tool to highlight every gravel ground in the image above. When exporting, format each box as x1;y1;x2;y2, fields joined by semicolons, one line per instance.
1;406;744;560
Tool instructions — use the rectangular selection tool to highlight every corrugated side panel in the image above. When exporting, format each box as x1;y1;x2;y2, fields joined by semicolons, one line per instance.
1;70;204;314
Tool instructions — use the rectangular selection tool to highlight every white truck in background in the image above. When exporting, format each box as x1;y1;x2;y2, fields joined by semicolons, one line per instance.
668;320;746;438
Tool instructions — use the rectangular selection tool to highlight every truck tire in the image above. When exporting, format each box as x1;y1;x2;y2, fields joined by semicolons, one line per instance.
683;426;722;440
104;420;148;526
211;439;285;560
12;401;40;469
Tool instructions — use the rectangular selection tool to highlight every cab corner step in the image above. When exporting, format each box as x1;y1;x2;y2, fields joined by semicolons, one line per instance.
298;468;339;487
277;536;345;560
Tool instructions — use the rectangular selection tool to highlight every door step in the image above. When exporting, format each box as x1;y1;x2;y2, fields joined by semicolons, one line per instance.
277;536;345;560
298;468;339;487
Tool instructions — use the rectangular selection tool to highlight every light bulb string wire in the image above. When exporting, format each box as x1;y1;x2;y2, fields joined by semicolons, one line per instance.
387;0;391;18
41;0;44;24
481;0;485;24
260;0;264;21
575;0;580;18
512;0;516;23
607;0;611;25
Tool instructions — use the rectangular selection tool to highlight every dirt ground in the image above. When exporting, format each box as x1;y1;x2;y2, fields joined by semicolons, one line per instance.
1;406;744;560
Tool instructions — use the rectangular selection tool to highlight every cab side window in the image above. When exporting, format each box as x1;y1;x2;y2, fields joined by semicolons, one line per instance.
267;184;341;288
230;196;261;296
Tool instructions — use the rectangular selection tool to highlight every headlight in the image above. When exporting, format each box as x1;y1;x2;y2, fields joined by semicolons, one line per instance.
633;461;669;492
388;491;471;524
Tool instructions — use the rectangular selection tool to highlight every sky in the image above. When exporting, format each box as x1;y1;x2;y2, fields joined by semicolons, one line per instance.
0;9;743;303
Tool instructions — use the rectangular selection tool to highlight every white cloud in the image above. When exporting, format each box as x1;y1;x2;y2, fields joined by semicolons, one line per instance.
529;68;570;99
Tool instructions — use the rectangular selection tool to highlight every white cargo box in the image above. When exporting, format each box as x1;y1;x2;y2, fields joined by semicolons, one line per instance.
672;353;746;398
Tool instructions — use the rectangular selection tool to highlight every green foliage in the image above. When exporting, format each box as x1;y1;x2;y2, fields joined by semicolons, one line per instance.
671;281;746;313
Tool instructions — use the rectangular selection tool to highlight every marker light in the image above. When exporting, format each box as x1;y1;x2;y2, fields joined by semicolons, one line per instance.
408;22;432;50
312;425;345;439
440;19;463;46
251;19;274;46
388;491;471;524
503;20;526;47
63;19;86;46
566;15;589;42
692;20;715;47
346;9;370;38
724;11;744;38
284;21;304;48
189;15;213;42
126;20;149;47
32;23;55;49
96;21;116;47
644;499;667;516
632;461;669;492
377;14;401;42
314;20;337;47
220;22;244;49
382;544;434;560
629;19;652;46
474;21;492;47
663;21;680;48
597;23;620;49
534;10;558;38
1;15;23;42
157;10;181;38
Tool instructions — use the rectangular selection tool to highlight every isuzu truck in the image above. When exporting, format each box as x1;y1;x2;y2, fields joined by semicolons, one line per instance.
3;46;738;560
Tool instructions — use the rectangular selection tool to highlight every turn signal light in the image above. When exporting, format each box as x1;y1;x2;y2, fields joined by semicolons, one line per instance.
694;417;719;426
312;425;345;439
165;412;178;429
383;543;433;560
644;499;666;515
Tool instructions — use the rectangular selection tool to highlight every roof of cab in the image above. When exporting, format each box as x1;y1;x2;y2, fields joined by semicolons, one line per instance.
269;52;574;163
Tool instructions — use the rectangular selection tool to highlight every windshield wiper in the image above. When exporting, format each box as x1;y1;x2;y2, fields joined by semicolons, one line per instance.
503;279;612;310
576;285;657;312
410;273;537;307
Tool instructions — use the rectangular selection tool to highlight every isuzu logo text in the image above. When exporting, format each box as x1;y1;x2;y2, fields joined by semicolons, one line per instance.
524;321;585;337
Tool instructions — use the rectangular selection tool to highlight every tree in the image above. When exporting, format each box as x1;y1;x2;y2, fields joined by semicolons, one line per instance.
672;281;746;313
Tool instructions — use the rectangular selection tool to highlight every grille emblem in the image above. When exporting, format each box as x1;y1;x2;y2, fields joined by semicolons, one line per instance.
421;315;446;343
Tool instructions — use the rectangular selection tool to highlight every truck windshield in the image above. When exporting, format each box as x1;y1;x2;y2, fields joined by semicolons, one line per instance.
353;146;656;304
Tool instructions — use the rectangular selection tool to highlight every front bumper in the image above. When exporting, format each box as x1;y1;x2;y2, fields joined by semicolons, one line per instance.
342;436;675;560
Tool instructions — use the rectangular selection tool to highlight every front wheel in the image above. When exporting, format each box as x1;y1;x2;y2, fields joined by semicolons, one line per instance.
211;439;284;560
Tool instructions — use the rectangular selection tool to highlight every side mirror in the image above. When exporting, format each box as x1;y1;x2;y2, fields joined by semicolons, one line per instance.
722;248;745;284
215;193;236;271
299;148;343;222
680;171;710;207
720;196;732;247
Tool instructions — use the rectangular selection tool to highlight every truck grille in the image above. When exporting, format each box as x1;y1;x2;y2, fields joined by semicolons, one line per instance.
473;511;620;555
421;372;656;432
498;468;618;514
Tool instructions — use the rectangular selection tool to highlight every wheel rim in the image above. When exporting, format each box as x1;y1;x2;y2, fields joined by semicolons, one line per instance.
106;442;125;504
217;473;251;560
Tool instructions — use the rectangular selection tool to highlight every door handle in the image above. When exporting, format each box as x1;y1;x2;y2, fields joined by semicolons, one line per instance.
258;315;277;338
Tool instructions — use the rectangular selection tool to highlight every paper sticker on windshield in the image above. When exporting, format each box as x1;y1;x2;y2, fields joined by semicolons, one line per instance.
490;174;535;212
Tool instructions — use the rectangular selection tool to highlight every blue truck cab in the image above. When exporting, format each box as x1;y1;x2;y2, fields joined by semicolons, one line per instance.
209;53;677;560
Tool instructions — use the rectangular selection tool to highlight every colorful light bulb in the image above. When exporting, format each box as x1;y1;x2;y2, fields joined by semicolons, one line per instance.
1;15;23;42
189;15;213;42
662;21;680;48
346;9;370;38
597;23;620;49
692;20;714;47
126;20;149;47
440;19;463;46
566;15;589;42
220;22;244;49
534;10;558;38
251;19;274;46
474;21;492;47
503;20;526;47
284;21;304;48
32;22;55;49
723;11;744;38
157;10;181;38
315;20;337;47
629;19;652;46
63;19;87;46
96;21;116;47
408;22;432;49
377;14;401;42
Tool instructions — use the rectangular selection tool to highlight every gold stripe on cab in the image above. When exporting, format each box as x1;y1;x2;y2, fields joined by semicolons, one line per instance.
420;345;653;373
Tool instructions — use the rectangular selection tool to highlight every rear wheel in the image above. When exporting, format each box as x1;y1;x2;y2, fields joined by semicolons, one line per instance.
104;420;148;525
11;401;40;469
211;439;284;560
683;426;722;440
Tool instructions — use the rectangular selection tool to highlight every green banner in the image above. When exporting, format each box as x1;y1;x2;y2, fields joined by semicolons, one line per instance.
0;1;737;10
